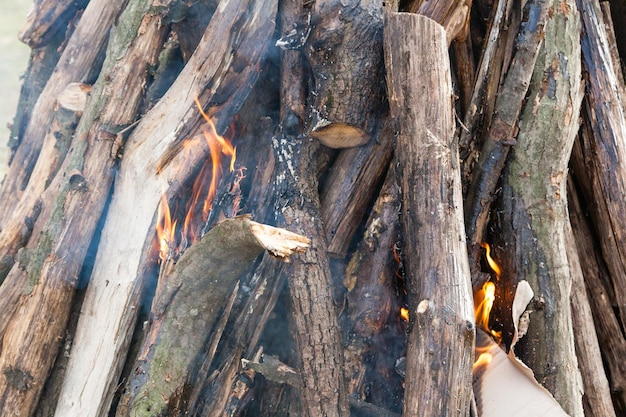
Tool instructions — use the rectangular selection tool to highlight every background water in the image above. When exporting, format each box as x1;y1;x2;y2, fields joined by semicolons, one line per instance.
0;0;31;178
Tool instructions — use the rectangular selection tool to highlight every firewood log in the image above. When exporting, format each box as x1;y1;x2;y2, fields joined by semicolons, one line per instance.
497;1;584;414
384;12;475;416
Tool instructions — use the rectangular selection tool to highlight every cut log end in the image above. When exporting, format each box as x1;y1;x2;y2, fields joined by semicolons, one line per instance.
311;122;370;149
248;219;310;260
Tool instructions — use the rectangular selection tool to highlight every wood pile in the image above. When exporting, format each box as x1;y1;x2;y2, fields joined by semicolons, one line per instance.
0;0;625;416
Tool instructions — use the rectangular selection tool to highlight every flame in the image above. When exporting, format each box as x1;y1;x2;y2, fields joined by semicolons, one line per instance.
400;307;409;322
473;351;493;370
474;243;503;341
156;193;177;261
155;98;239;261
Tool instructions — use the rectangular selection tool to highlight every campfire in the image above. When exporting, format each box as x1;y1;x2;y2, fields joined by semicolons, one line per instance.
0;0;625;416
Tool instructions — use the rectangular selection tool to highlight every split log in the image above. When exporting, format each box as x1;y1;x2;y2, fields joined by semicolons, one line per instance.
573;0;626;331
115;216;309;416
497;0;584;414
384;12;475;416
271;2;350;415
404;0;470;45
0;0;175;413
53;1;278;416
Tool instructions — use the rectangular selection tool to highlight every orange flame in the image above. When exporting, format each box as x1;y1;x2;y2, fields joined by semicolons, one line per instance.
156;193;177;261
156;98;239;261
400;307;409;322
473;351;493;370
474;243;502;341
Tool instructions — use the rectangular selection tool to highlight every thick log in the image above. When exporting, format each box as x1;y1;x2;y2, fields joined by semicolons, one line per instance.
405;0;470;44
464;0;549;283
115;216;309;416
384;12;474;416
53;1;277;416
305;0;385;149
568;176;626;410
574;0;626;331
497;0;584;414
565;220;617;417
0;0;174;414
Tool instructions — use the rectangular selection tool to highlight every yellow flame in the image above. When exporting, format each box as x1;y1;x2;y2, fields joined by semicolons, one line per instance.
473;352;493;370
480;242;501;280
156;194;177;261
400;307;409;322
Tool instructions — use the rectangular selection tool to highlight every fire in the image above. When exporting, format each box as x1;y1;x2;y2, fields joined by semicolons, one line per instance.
155;98;238;261
400;307;409;322
474;243;502;342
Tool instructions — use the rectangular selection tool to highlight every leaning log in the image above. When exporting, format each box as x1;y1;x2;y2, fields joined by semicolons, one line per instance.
498;0;584;414
384;12;474;416
53;1;277;416
115;216;309;416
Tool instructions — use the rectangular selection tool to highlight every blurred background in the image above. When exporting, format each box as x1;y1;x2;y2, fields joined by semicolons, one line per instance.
0;0;31;178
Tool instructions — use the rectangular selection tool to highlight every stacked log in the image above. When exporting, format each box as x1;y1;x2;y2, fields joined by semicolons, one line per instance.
0;0;625;416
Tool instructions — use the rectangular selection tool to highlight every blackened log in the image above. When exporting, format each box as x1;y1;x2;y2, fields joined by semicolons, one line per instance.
464;0;548;283
565;220;617;417
384;12;474;416
497;1;584;414
18;0;88;48
574;0;626;331
568;176;626;410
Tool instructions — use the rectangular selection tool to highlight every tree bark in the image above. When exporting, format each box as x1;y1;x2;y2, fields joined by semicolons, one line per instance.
384;12;474;416
498;1;584;414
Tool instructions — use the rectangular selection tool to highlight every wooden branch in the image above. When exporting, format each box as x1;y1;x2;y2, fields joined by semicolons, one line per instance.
384;12;474;416
53;1;278;416
406;0;471;45
574;0;626;331
115;217;308;417
464;0;549;283
565;219;617;417
497;1;584;414
305;0;385;149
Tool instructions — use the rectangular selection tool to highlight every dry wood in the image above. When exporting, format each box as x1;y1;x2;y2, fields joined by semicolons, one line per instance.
568;176;626;410
384;12;474;416
115;216;308;416
497;1;584;414
53;1;278;416
565;220;617;417
406;0;471;44
464;0;549;284
305;0;385;150
574;0;626;331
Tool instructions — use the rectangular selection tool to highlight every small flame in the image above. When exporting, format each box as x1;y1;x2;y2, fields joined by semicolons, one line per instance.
400;307;409;322
156;193;177;261
474;243;503;341
473;351;493;370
